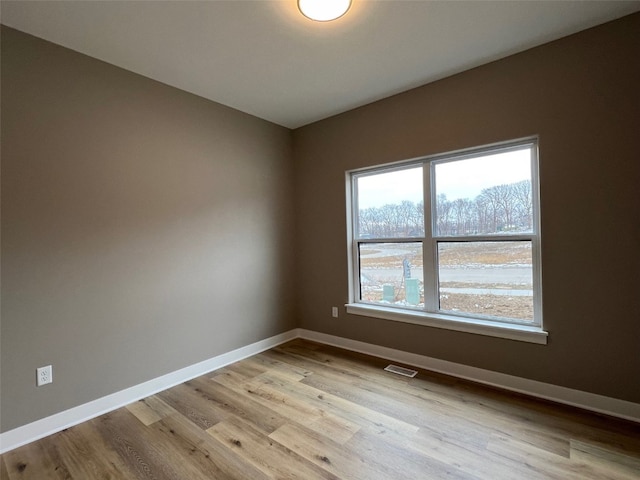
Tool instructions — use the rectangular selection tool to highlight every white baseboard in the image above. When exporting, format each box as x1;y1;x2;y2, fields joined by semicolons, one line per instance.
0;329;298;454
2;327;638;454
297;329;640;424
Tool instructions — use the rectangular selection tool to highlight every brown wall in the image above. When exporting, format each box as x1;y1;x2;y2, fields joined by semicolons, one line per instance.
292;13;640;403
1;27;296;432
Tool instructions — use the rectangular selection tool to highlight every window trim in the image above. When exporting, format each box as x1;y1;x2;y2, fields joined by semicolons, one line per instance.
345;303;548;344
346;137;546;344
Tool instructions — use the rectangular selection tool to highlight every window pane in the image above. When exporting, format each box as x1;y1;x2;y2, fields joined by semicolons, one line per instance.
356;167;424;238
359;242;423;306
434;147;533;236
438;241;533;322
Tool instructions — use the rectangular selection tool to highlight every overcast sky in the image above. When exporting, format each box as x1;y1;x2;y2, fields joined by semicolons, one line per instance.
357;148;531;209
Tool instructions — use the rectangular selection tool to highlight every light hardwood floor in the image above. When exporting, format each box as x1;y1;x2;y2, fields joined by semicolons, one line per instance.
2;339;639;479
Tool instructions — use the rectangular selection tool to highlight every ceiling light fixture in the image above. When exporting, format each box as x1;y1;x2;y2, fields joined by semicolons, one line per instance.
298;0;352;22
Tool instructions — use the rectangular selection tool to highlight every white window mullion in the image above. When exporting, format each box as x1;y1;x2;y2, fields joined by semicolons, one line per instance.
423;163;438;312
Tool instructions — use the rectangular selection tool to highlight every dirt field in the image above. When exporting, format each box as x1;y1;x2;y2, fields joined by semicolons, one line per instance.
361;241;531;268
439;293;533;320
439;241;532;267
360;241;534;321
361;288;533;322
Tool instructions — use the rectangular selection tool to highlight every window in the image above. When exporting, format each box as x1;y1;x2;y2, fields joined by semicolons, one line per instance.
347;138;546;344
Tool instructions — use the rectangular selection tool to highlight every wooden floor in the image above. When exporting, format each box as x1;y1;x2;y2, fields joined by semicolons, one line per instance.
2;340;639;479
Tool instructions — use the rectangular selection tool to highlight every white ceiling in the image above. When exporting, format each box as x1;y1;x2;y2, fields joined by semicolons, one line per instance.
2;1;639;128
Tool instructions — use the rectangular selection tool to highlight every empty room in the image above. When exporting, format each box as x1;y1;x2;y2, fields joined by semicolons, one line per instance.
1;1;639;478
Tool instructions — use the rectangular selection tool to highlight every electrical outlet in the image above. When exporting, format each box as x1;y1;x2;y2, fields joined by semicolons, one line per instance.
37;365;53;386
332;306;339;318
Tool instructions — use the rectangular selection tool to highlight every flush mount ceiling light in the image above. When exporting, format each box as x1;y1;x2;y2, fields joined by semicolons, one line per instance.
298;0;352;22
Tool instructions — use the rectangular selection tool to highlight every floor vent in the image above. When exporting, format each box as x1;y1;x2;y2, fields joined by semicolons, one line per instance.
384;364;418;378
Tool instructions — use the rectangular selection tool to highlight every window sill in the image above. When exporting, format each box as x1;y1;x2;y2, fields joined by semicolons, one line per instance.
345;303;548;345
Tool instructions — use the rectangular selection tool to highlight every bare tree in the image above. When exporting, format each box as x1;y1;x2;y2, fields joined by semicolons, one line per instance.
513;180;532;230
452;198;474;235
436;194;453;236
494;183;517;231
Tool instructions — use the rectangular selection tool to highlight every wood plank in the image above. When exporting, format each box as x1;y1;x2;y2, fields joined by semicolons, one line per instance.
148;412;271;480
211;368;361;444
422;370;640;455
36;421;134;479
246;352;314;381
345;427;478;480
487;433;630;480
266;342;413;392
126;399;164;426
570;439;640;480
407;425;551;480
219;359;268;381
0;454;10;480
94;408;197;480
300;367;492;447
141;394;181;419
269;422;375;480
207;415;340;480
186;376;288;435
3;433;74;480
270;421;480;480
250;369;420;438
156;381;228;430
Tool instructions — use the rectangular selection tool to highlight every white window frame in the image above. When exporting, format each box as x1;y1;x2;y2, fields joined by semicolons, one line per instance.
346;137;547;344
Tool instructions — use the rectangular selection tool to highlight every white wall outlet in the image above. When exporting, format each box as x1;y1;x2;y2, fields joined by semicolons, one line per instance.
37;365;53;386
332;306;339;318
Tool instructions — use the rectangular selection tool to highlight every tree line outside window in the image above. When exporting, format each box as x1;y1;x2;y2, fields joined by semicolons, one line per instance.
358;179;532;238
